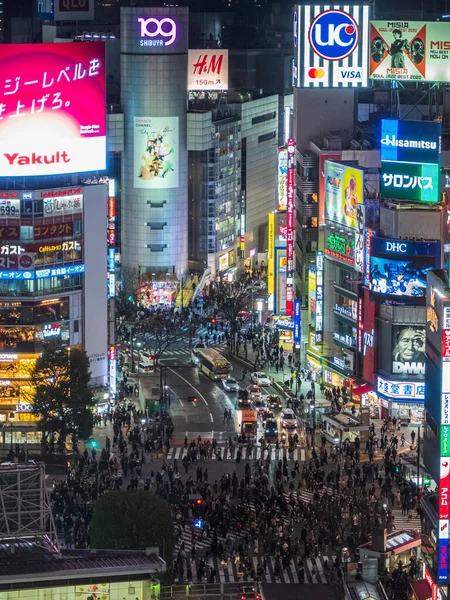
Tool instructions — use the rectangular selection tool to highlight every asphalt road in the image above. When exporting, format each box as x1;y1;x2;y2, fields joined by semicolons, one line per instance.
159;349;297;444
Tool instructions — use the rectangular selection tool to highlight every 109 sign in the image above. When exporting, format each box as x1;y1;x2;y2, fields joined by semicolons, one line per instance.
308;9;359;61
138;17;177;47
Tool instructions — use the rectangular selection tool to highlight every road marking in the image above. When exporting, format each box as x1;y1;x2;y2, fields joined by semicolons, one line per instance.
301;449;306;461
209;413;214;422
166;366;209;407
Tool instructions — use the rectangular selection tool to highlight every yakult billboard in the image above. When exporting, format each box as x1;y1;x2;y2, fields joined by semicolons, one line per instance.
0;43;105;177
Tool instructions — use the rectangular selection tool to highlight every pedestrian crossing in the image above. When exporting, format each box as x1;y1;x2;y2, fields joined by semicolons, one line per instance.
174;553;337;585
391;507;421;531
167;446;307;462
162;342;228;358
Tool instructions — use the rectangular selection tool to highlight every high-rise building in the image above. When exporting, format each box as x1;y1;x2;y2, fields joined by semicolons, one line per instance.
120;6;189;278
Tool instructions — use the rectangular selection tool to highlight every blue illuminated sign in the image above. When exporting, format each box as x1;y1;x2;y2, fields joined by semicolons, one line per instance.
381;119;442;165
438;538;449;581
370;236;441;258
308;10;359;61
193;519;204;530
35;264;85;279
294;299;301;344
108;248;115;272
0;271;33;280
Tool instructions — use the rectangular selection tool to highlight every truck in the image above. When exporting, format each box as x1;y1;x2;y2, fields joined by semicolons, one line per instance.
238;409;258;439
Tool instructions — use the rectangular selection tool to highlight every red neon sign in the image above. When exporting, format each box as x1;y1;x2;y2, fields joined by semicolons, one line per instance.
285;138;295;317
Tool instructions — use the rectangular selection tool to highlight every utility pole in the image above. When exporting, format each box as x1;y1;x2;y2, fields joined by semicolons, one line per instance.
417;425;421;487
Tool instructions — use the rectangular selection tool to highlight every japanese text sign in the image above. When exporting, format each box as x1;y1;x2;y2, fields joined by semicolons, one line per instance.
0;43;105;177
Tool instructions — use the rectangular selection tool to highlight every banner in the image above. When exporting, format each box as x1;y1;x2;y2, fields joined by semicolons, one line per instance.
370;21;450;82
134;116;179;189
267;213;275;294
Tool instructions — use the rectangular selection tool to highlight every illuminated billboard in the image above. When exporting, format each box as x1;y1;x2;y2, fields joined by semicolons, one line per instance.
381;162;440;203
187;50;228;91
38;0;95;20
293;5;370;88
285;139;295;317
392;325;425;377
324;161;364;229
381;119;441;165
319;152;340;225
277;148;288;211
380;119;442;204
133;117;179;189
370;21;450;82
377;376;425;400
0;43;105;177
369;236;440;304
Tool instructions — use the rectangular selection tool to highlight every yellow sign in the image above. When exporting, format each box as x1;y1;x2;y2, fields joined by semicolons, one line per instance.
324;161;363;229
267;213;275;294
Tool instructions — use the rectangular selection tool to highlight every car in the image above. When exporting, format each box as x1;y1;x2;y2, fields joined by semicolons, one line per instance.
264;418;278;439
222;377;239;392
281;408;298;428
246;384;262;399
251;372;271;386
267;394;282;410
252;396;265;412
239;587;261;600
252;280;267;291
238;389;252;407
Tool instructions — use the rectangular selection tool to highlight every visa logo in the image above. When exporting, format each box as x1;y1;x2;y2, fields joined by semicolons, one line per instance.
338;67;362;82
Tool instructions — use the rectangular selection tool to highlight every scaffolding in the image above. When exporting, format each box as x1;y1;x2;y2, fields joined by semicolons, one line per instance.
0;462;58;547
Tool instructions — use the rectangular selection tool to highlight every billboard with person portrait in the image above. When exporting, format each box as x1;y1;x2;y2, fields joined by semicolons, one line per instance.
392;325;425;377
370;21;450;82
324;161;363;230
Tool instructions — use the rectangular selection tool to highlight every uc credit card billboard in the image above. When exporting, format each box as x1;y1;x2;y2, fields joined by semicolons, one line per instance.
370;21;450;82
0;43;106;177
293;5;371;88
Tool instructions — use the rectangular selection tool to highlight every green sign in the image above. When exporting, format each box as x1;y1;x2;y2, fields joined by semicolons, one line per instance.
441;424;450;457
381;161;440;203
326;233;354;258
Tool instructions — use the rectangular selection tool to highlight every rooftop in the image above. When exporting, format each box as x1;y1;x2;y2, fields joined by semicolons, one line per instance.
0;537;166;590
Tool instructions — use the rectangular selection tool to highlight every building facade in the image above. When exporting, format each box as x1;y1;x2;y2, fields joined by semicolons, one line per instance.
120;6;189;278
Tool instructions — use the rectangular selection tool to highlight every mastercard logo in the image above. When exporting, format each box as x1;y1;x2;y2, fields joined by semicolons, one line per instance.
308;68;326;79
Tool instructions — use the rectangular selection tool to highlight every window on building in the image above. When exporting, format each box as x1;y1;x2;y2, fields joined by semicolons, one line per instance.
252;111;276;125
258;131;276;143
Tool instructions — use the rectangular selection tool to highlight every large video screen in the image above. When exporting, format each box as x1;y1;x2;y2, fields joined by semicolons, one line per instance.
0;43;106;177
369;255;435;300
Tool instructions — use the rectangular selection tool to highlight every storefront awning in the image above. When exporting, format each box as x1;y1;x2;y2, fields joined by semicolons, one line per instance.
410;579;432;600
352;383;372;396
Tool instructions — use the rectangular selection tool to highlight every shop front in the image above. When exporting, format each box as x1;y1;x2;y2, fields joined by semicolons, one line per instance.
138;280;177;307
273;316;294;352
376;376;425;425
352;383;380;419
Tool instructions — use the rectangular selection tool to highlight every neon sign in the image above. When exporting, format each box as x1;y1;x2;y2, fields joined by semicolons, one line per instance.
138;17;177;47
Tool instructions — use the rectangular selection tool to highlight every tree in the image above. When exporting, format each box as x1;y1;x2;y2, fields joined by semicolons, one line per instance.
116;265;140;321
139;311;182;365
90;490;174;560
29;344;95;452
209;279;251;353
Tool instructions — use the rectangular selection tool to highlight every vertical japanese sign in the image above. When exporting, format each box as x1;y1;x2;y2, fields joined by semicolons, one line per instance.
0;43;105;176
109;345;117;396
315;251;324;343
286;138;295;317
267;213;275;295
440;301;450;582
107;192;116;300
354;204;365;273
294;299;301;345
277;148;288;211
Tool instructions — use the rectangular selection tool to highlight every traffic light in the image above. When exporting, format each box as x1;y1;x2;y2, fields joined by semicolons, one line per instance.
88;438;98;449
211;318;216;324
